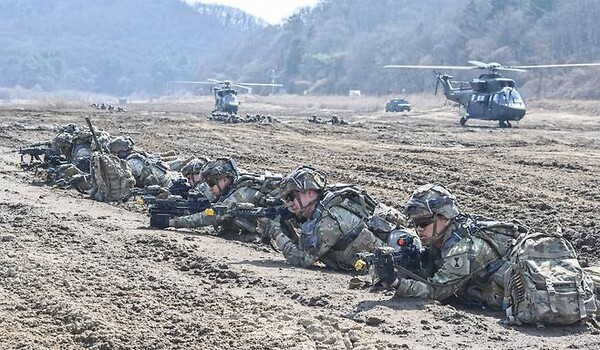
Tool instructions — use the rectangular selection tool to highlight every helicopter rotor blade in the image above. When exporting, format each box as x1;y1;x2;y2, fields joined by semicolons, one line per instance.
509;63;600;69
496;67;528;72
384;64;476;70
231;84;252;92
467;60;489;68
171;80;216;85
383;61;600;73
236;82;284;87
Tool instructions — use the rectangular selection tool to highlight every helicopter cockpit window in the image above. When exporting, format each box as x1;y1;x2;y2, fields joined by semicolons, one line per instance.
508;90;523;106
494;89;524;106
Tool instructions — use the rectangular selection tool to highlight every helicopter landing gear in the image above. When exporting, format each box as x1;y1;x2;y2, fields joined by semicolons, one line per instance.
498;120;512;128
460;116;468;126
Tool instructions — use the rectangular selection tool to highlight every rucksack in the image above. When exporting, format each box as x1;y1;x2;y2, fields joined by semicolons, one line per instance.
502;230;598;326
90;152;136;202
321;184;406;242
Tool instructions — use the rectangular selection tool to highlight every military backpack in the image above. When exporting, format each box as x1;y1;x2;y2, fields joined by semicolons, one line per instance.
90;152;136;202
318;184;407;248
502;230;598;326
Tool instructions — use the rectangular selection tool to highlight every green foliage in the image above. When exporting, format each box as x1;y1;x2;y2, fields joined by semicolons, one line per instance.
2;0;599;98
216;0;600;98
0;0;262;96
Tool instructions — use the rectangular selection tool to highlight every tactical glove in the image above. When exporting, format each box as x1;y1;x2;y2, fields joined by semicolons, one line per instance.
150;213;171;229
374;257;397;287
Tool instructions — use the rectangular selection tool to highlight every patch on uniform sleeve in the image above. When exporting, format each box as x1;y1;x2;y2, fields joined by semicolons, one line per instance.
451;256;465;269
444;254;471;276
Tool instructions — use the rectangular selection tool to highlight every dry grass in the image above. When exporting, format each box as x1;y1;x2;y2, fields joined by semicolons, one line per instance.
238;93;447;112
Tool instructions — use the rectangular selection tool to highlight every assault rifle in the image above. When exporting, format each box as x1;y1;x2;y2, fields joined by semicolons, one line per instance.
211;198;291;220
355;234;423;276
207;198;294;250
146;192;213;217
120;178;191;202
17;142;64;170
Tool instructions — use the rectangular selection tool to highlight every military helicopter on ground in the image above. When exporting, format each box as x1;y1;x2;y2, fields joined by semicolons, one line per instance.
171;79;283;115
384;60;600;127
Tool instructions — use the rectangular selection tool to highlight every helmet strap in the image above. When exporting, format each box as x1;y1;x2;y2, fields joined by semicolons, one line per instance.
428;217;450;246
298;193;319;218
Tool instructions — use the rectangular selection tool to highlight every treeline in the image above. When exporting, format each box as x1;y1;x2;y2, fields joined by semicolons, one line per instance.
0;0;263;97
1;0;599;99
205;0;600;98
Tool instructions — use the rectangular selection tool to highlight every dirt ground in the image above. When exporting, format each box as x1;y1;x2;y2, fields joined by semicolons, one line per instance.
1;96;599;349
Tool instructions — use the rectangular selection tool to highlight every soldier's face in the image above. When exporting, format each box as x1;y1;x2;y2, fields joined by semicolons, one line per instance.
284;191;301;213
286;190;318;217
415;216;450;243
207;176;230;196
189;173;202;186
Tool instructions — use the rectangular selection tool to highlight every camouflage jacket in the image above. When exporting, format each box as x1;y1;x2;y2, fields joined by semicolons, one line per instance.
394;217;515;309
170;175;265;232
126;152;183;188
269;202;386;270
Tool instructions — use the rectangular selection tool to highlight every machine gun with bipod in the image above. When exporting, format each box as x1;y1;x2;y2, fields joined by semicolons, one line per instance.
17;142;65;171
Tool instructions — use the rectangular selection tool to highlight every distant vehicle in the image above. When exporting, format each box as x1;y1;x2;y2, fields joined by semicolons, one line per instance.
384;60;600;127
211;81;240;114
171;79;283;115
385;98;412;112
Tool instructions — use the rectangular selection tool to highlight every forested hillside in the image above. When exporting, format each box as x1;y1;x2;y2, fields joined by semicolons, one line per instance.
205;0;600;98
0;0;263;97
1;0;599;98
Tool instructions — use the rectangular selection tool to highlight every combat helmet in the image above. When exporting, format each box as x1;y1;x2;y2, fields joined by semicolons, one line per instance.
404;184;460;220
51;132;74;154
108;136;135;158
56;123;80;134
181;158;208;177
280;165;327;201
200;158;238;183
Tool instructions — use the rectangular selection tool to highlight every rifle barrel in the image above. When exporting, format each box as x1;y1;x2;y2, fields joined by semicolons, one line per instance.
85;116;103;154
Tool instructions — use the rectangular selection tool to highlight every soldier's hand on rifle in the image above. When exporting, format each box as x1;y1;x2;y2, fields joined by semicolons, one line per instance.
374;254;400;288
150;213;171;229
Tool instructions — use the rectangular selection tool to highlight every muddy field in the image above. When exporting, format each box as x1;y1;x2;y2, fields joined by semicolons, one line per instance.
1;96;599;349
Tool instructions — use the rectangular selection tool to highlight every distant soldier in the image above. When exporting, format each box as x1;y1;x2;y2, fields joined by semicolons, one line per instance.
330;115;348;125
106;136;181;189
45;123;111;191
308;115;324;124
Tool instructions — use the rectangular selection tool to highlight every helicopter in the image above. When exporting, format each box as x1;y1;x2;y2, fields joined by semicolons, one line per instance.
171;79;283;115
384;60;600;127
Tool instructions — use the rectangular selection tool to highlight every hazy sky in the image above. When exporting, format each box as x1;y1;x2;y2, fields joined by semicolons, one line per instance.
184;0;320;24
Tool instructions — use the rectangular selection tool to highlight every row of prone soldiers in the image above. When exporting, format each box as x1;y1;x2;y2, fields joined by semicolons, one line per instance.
89;102;126;112
20;123;600;328
149;157;600;328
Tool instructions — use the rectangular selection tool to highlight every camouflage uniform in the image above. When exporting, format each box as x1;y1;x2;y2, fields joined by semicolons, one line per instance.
378;184;504;308
47;124;111;190
170;158;266;234
394;218;509;308
108;137;192;190
264;166;386;270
